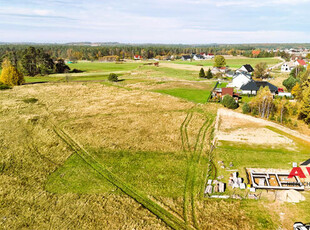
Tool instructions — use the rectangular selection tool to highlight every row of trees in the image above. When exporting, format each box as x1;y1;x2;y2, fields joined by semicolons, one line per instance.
199;68;213;79
242;87;296;124
0;44;284;62
242;85;310;125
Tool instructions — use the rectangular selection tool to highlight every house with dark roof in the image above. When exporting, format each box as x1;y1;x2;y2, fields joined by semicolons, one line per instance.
237;64;254;74
240;80;278;95
193;54;204;60
181;55;192;61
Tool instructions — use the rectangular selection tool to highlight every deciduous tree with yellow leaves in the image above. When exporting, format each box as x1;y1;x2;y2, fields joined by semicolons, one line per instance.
0;59;24;86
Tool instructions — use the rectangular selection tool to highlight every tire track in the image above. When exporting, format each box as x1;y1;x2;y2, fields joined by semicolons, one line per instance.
52;123;195;230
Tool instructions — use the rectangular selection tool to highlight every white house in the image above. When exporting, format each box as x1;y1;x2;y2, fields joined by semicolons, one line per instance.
211;67;227;75
206;53;215;59
192;54;204;60
236;64;254;74
281;62;295;72
229;72;252;89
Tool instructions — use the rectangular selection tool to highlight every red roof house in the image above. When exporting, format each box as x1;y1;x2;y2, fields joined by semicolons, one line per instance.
134;55;142;60
296;59;307;66
252;50;261;56
222;87;234;97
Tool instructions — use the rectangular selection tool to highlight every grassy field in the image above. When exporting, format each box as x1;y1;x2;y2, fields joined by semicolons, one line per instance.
154;88;211;103
137;65;201;81
0;80;279;229
2;59;310;229
68;62;141;72
25;74;115;83
169;57;281;69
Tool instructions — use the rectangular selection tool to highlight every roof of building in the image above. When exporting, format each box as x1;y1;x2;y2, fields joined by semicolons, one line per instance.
297;59;307;66
240;80;278;92
301;159;310;166
233;72;252;79
222;87;234;96
182;55;191;59
242;64;254;72
282;62;295;68
252;50;261;55
194;54;204;58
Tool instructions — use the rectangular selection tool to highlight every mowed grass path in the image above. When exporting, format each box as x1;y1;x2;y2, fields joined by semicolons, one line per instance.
169;57;280;68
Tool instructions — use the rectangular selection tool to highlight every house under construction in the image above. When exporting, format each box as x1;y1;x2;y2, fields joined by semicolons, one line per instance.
247;169;305;191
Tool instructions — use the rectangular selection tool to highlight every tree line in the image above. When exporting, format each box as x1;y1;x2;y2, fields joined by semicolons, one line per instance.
0;46;71;86
0;44;282;62
1;46;70;77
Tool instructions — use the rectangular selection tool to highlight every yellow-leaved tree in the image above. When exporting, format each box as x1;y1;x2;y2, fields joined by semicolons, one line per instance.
250;86;274;118
298;87;310;124
291;83;303;101
0;59;24;86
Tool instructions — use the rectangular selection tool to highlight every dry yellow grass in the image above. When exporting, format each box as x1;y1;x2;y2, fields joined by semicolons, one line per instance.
0;82;217;229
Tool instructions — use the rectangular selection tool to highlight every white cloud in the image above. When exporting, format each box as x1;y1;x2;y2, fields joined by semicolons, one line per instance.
0;6;56;17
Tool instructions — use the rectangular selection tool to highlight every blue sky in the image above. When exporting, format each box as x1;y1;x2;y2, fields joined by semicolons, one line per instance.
0;0;310;43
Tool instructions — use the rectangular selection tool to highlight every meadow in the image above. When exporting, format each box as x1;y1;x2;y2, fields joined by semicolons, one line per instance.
1;58;308;229
0;79;278;229
68;62;141;72
154;88;212;103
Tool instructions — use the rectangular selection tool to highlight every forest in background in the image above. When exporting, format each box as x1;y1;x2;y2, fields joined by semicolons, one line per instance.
1;43;306;61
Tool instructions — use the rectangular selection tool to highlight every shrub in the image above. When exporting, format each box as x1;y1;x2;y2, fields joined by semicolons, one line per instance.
222;95;238;109
242;103;251;114
199;68;205;78
206;69;213;79
251;108;258;115
0;59;24;86
23;98;38;104
0;82;12;90
108;73;118;82
283;76;298;92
